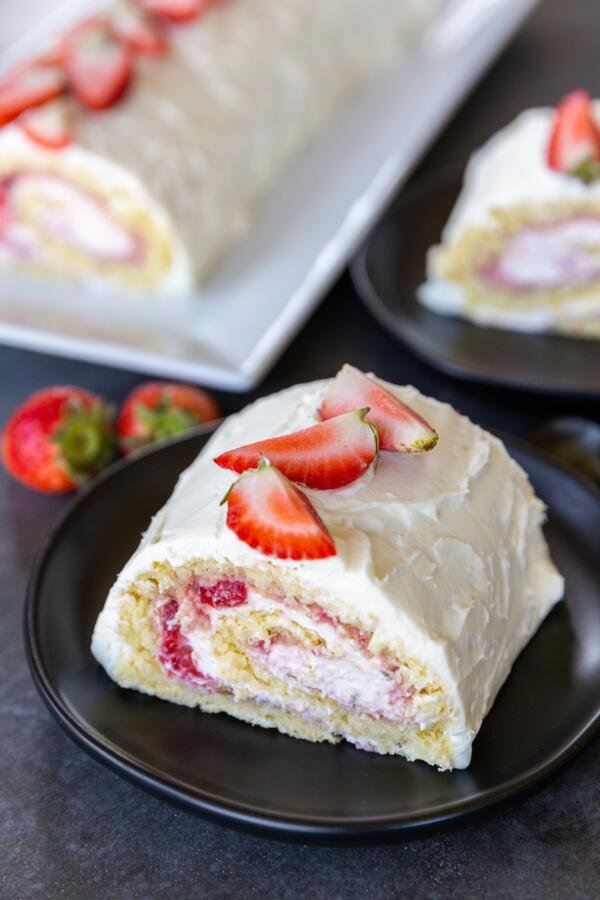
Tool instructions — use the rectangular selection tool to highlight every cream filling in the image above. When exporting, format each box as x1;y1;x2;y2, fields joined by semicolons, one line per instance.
482;216;600;291
0;172;141;264
248;637;410;724
157;587;430;733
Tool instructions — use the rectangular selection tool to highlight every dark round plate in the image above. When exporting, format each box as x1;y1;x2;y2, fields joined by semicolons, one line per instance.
25;426;600;842
351;174;600;397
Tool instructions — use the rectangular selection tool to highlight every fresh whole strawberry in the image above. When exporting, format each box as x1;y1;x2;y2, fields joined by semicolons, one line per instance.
214;409;378;490
547;89;600;183
117;381;220;453
223;460;336;560
1;386;116;493
319;364;438;453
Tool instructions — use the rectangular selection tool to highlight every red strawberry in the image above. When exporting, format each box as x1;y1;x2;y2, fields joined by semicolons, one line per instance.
0;62;66;127
19;98;72;149
117;381;220;453
319;365;438;453
223;461;336;560
214;409;377;490
547;90;600;182
159;598;217;686
139;0;213;23
1;386;116;493
64;18;132;110
189;577;248;609
111;2;167;55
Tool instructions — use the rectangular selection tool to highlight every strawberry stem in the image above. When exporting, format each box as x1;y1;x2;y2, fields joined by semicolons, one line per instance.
570;157;600;183
135;401;198;443
53;399;116;483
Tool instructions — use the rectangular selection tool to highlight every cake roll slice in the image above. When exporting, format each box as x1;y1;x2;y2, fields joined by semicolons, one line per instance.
92;367;564;770
420;90;600;337
0;0;439;292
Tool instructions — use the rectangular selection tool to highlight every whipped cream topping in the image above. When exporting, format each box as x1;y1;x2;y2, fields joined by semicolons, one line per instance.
483;216;600;291
93;377;564;767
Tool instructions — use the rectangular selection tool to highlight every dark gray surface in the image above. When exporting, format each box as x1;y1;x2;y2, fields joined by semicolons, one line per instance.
1;0;599;896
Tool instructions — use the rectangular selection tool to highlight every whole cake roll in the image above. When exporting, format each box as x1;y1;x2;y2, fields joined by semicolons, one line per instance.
0;0;439;292
420;90;600;338
92;365;564;770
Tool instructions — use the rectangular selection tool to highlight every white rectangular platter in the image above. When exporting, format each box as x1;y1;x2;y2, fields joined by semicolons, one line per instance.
0;0;538;391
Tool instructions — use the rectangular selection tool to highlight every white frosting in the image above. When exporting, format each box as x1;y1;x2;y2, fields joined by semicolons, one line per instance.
93;377;564;768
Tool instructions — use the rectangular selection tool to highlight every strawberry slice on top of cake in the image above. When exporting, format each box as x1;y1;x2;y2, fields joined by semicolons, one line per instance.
92;366;563;770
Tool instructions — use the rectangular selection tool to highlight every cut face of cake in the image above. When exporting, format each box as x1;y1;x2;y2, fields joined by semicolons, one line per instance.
92;366;564;770
0;0;440;292
0;131;188;292
419;90;600;337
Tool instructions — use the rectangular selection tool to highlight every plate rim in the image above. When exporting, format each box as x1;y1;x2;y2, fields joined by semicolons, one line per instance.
350;170;600;399
24;428;600;841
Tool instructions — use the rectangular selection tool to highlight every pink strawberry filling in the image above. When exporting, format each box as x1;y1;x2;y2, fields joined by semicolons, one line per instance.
0;172;142;264
158;598;219;689
189;577;248;609
155;577;414;731
480;216;600;291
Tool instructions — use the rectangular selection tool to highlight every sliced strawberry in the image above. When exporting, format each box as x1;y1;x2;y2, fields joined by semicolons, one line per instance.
547;90;600;182
319;365;438;453
19;98;72;149
0;62;66;127
111;1;167;55
214;409;377;490
223;462;336;560
64;18;132;111
139;0;213;24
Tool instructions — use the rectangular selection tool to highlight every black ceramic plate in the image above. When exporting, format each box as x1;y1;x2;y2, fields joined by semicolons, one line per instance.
25;427;600;842
351;174;600;397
